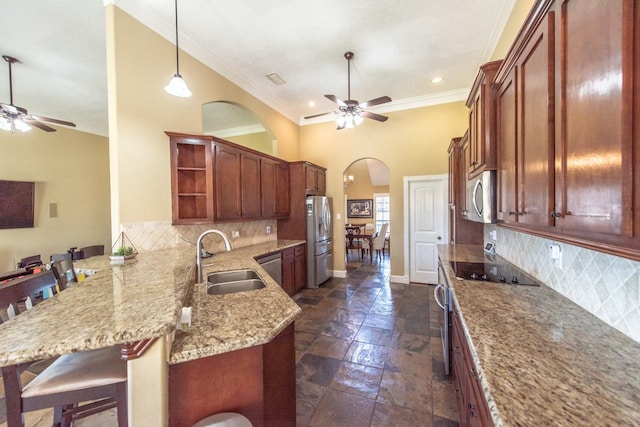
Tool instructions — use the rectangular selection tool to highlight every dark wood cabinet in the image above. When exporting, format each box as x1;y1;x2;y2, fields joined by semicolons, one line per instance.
277;161;327;241
448;134;483;245
451;305;493;427
496;9;554;227
281;243;306;296
168;133;214;224
168;132;291;223
213;142;242;221
240;151;262;219
168;323;296;427
261;158;290;219
466;60;502;179
494;0;640;261
304;163;326;196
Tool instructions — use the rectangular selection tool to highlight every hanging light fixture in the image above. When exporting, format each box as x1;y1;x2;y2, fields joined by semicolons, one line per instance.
165;0;191;97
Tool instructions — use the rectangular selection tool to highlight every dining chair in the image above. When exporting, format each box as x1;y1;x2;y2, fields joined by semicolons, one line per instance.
17;255;43;270
51;258;77;290
0;271;128;427
50;253;72;263
364;223;389;261
78;244;105;259
345;228;362;260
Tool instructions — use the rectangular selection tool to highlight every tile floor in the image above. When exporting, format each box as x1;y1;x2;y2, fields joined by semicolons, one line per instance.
0;254;459;427
293;254;459;426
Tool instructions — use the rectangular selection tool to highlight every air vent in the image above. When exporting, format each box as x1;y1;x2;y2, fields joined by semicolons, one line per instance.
266;73;286;85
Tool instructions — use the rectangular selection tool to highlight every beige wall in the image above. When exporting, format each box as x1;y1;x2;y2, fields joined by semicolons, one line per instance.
0;127;111;271
491;0;536;60
300;102;469;276
105;5;300;230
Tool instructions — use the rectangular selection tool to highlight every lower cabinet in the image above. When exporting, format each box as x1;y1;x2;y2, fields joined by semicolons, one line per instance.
168;323;296;427
452;306;493;427
281;244;306;296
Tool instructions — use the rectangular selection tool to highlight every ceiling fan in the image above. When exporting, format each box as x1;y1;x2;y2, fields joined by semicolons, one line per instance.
304;51;392;129
0;55;76;133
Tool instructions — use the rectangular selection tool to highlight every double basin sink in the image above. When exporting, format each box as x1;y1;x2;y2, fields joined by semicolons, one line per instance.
206;269;266;295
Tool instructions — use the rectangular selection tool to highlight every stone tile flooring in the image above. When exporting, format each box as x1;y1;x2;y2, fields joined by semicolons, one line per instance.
293;255;459;426
0;255;459;427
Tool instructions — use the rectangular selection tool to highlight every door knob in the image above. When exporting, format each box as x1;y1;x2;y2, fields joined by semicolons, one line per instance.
437;236;442;240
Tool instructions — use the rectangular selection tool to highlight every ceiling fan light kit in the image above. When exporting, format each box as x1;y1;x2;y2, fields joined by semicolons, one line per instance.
165;0;191;98
304;51;391;130
0;55;76;133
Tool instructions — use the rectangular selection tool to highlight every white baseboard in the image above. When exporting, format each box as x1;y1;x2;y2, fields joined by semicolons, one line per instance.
390;275;409;284
332;270;347;278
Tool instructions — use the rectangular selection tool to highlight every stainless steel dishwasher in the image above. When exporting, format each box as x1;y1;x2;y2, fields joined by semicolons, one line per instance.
256;252;282;286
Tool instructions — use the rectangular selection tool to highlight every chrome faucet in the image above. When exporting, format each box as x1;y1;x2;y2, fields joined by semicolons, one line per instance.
196;229;233;283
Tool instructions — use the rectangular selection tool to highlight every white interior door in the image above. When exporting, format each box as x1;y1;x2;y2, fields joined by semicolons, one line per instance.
408;176;446;284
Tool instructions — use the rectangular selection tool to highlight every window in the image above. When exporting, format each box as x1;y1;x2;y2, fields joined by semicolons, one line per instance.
374;193;390;236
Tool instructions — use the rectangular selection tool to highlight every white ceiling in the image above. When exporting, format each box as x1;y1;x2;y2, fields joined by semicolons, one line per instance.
0;0;515;137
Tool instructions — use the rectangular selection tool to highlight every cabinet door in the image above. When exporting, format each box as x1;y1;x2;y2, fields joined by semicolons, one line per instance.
261;159;277;218
281;248;295;296
241;152;261;219
316;169;326;195
214;144;242;221
518;11;555;227
293;245;306;293
496;67;518;223
275;162;290;217
554;0;633;237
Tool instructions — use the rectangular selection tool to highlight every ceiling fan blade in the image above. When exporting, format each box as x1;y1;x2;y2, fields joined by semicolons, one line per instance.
23;118;57;132
304;111;334;120
359;96;392;109
361;111;388;122
30;115;76;127
325;94;347;107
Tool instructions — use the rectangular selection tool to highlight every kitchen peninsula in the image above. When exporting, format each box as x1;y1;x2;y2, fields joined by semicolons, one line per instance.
439;245;640;426
0;240;303;426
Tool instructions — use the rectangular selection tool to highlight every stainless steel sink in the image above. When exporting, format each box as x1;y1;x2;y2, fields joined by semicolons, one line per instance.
206;269;266;295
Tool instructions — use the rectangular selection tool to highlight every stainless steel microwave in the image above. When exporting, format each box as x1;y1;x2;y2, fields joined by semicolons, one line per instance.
466;170;496;223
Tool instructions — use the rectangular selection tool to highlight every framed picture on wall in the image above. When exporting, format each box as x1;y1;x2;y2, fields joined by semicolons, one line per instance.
347;199;373;218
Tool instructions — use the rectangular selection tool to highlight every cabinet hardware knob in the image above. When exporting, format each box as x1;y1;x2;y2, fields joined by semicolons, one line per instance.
550;211;561;218
508;211;517;216
470;409;478;417
437;236;442;240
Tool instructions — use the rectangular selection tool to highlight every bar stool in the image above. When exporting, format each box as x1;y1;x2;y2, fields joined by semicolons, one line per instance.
192;412;252;427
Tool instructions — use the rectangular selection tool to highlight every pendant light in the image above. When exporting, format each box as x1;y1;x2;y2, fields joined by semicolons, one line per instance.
165;0;191;97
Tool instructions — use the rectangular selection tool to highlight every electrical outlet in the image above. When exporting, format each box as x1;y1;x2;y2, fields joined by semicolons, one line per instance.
266;226;272;235
232;230;240;239
549;244;562;270
490;230;497;241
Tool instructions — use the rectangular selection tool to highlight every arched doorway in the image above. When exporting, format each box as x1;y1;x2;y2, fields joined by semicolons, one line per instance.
343;158;390;267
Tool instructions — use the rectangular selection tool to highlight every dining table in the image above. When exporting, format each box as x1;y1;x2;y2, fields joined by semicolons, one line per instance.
345;226;374;261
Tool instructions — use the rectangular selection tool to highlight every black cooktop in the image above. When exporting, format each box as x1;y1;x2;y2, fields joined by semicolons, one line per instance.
449;260;540;286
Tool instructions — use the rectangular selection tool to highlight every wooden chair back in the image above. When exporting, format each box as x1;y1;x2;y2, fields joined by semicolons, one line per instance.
51;258;77;290
0;271;58;323
79;244;105;258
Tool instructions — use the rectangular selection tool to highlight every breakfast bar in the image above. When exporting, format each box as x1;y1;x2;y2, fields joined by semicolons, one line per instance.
0;240;303;426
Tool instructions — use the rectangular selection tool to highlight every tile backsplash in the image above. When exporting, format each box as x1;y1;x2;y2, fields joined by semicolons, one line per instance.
120;220;277;254
486;225;640;343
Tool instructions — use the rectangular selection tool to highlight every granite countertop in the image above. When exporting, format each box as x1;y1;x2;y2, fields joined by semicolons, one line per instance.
438;244;640;426
169;240;303;364
0;240;303;368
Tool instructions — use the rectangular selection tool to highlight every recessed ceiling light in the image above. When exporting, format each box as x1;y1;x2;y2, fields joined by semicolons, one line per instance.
266;73;286;85
431;76;443;83
308;101;316;107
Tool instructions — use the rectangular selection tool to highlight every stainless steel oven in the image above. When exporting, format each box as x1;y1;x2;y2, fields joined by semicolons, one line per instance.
434;260;452;376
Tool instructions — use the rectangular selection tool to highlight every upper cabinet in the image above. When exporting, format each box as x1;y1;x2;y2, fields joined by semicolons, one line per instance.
167;132;290;224
305;163;326;196
168;134;214;224
495;0;640;261
466;60;502;178
448;133;484;245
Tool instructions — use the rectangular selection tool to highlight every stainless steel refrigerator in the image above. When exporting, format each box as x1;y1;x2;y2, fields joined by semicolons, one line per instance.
306;196;333;287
